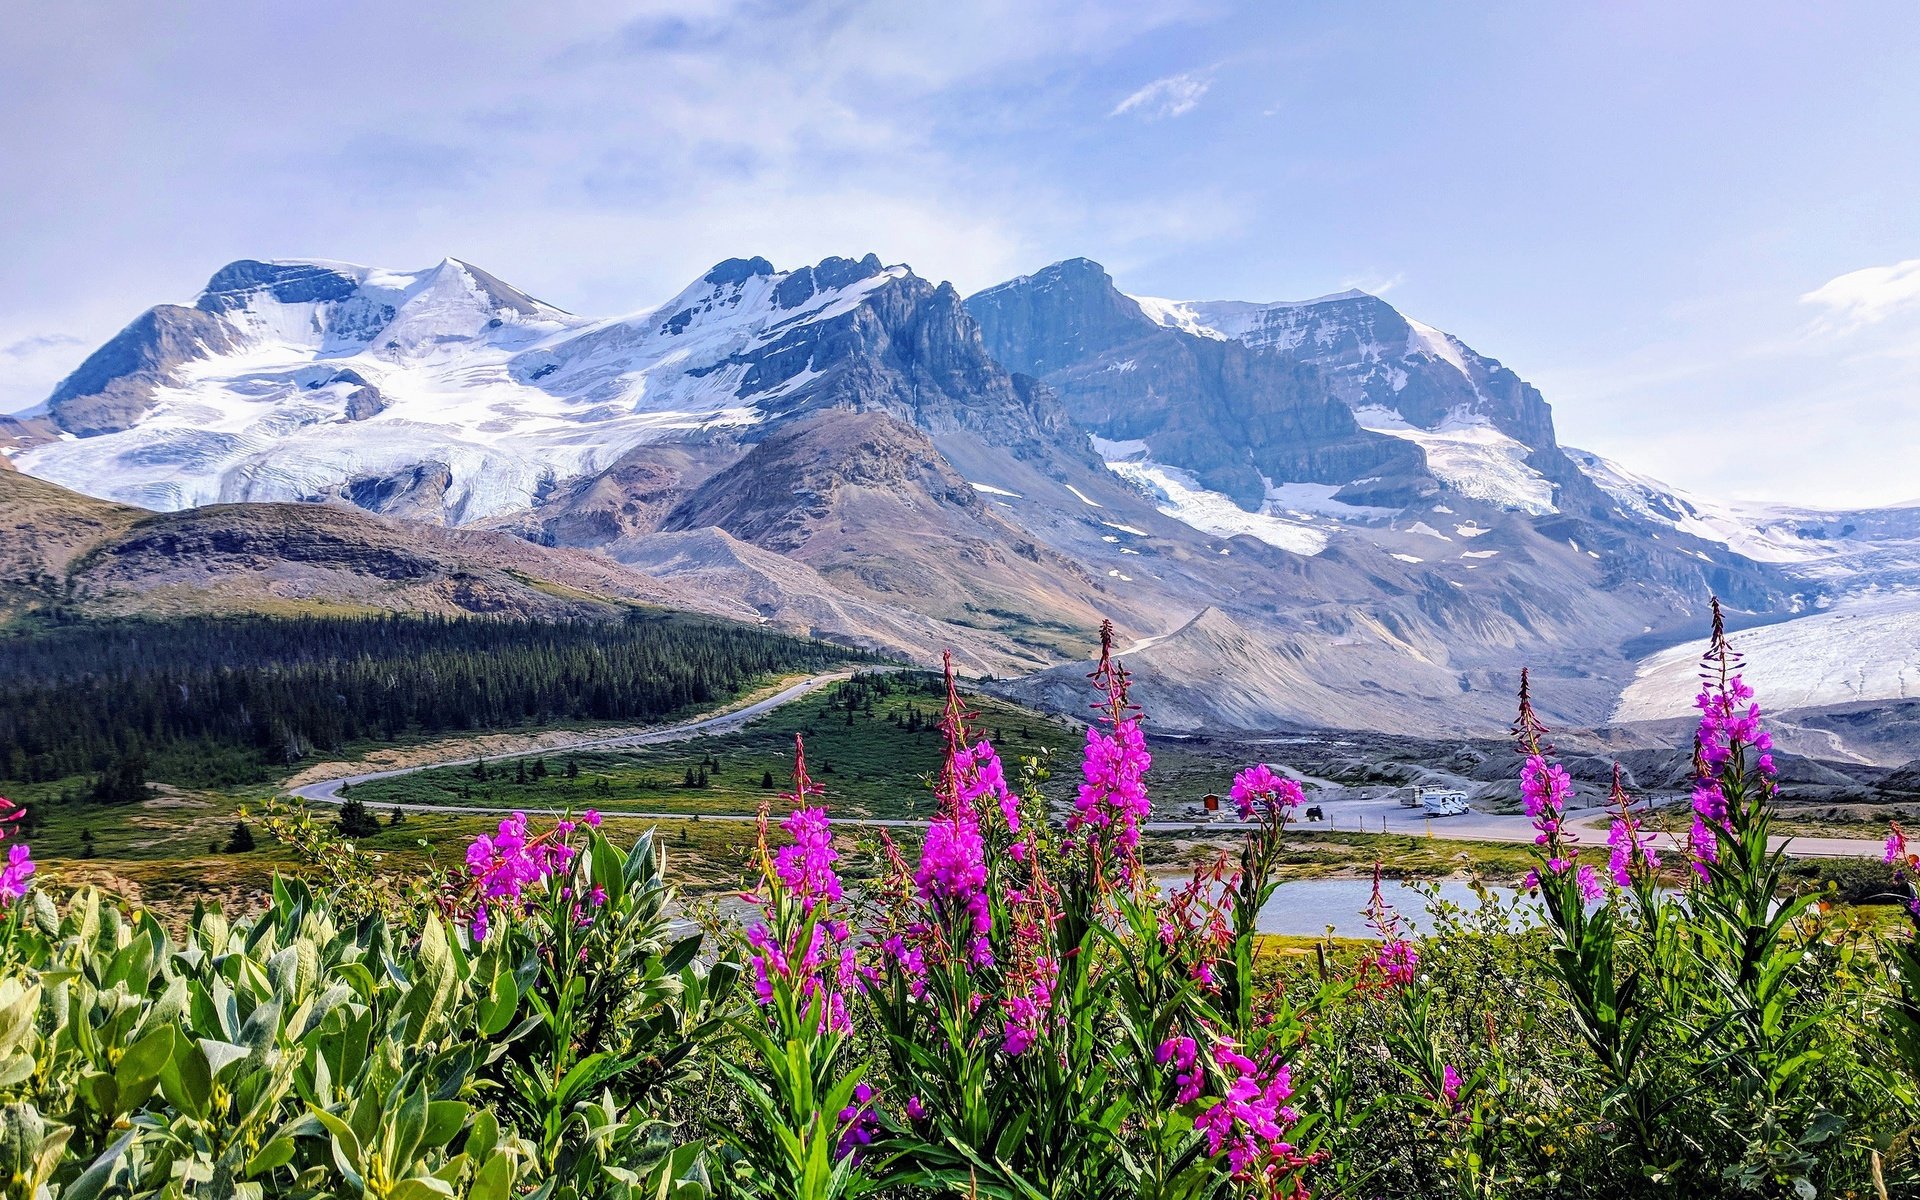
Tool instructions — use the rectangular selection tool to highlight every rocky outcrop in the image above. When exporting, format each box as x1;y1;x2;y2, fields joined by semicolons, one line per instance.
663;410;982;552
966;259;1419;508
47;305;240;435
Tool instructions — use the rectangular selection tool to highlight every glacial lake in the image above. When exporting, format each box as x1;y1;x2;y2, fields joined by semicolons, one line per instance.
1250;877;1523;938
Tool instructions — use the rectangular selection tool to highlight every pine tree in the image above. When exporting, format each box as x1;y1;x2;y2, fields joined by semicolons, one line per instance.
761;769;775;789
336;798;380;839
515;760;529;785
387;806;405;827
78;829;96;859
684;767;697;788
565;759;580;780
224;821;256;853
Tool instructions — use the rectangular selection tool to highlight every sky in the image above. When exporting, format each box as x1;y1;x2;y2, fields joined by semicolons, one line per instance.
3;0;1917;507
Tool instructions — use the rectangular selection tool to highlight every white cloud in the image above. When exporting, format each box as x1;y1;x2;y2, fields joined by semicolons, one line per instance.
1110;72;1211;119
1801;257;1920;328
1340;271;1405;296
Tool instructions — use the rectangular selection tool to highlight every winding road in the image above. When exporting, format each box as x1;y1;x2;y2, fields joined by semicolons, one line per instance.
286;672;1885;858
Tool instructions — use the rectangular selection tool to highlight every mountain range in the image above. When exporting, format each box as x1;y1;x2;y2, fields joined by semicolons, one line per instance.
6;251;1915;759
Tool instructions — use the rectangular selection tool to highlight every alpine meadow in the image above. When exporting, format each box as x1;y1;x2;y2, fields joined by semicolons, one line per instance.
3;4;1920;1198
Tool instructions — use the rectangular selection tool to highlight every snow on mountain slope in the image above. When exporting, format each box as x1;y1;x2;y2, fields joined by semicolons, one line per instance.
1354;405;1556;515
1563;447;1826;564
1614;592;1920;721
1103;458;1330;555
20;255;909;522
1566;446;1920;599
1125;284;1575;516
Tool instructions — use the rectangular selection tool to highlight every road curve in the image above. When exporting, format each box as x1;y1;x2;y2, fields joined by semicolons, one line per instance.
288;671;860;811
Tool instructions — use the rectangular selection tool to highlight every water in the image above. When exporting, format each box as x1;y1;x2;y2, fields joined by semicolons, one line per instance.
1252;877;1523;938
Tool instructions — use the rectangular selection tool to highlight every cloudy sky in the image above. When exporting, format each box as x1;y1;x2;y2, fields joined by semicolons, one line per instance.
4;0;1916;506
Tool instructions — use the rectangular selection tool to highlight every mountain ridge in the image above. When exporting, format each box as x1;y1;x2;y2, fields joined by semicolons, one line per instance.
9;247;1900;744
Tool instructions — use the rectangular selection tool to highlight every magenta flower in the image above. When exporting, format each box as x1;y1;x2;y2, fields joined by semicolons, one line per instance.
1442;1063;1463;1109
835;1082;879;1163
1687;610;1777;879
1230;763;1304;822
1194;1045;1301;1182
1065;622;1153;879
0;841;34;903
745;736;858;1034
915;812;991;945
1069;718;1153;861
460;810;585;937
1157;1035;1203;1104
1375;938;1419;986
1575;863;1604;903
773;806;844;910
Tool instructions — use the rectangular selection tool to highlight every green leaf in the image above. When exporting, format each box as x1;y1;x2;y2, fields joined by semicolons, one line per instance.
113;1022;175;1109
469;1151;514;1200
478;966;519;1038
199;1037;252;1080
61;1128;135;1200
422;1100;467;1150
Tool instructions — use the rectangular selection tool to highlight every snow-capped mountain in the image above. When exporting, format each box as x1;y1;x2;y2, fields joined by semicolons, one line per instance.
17;248;1891;747
1124;286;1580;511
22;254;935;522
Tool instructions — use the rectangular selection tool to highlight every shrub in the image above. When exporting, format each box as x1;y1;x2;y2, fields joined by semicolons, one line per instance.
0;603;1909;1198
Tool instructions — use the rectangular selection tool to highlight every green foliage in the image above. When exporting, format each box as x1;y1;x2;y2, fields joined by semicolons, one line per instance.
336;797;383;839
0;613;867;788
0;814;736;1199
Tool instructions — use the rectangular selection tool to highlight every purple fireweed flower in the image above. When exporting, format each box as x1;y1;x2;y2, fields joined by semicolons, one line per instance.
0;798;30;904
773;806;843;910
1157;1035;1204;1104
1230;763;1304;822
1065;622;1152;880
1071;720;1152;854
1195;1045;1301;1182
1363;864;1420;989
1605;764;1661;886
915;813;990;941
460;810;586;937
1001;953;1059;1056
835;1082;879;1164
0;843;33;904
1374;938;1419;986
1688;601;1776;878
1512;670;1599;888
1442;1063;1463;1109
746;736;858;1034
1575;863;1604;904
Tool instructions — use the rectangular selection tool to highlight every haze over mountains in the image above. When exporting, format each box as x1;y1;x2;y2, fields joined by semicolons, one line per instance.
6;251;1916;757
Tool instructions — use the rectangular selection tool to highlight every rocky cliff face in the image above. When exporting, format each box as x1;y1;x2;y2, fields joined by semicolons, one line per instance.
967;259;1420;508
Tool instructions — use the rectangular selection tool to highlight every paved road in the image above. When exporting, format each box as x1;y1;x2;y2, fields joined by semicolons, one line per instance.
287;678;1886;859
288;671;861;811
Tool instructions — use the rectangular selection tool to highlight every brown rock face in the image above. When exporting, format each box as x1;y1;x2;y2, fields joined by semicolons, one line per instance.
664;410;982;552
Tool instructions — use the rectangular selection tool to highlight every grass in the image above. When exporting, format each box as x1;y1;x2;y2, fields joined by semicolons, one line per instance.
342;673;1085;821
0;672;1556;915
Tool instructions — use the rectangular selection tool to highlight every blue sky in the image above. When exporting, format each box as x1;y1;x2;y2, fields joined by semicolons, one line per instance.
4;0;1916;506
